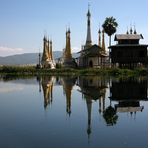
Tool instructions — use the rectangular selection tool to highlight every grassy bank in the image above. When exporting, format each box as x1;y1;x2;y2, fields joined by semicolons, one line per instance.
0;65;148;77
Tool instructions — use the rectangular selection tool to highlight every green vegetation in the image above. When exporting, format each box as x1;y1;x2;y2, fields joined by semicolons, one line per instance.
0;65;148;77
102;16;118;46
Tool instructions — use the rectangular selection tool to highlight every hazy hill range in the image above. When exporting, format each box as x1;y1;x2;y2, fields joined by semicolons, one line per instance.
0;51;79;65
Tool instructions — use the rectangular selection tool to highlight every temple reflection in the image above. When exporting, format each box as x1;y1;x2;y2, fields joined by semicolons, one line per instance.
77;76;108;137
41;76;55;109
109;78;148;121
61;76;77;116
39;76;148;131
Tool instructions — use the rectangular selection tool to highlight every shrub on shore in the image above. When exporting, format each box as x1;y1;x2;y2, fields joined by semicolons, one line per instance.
0;65;147;77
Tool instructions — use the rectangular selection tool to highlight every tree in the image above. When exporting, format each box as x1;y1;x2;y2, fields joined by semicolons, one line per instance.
102;17;118;47
103;105;118;126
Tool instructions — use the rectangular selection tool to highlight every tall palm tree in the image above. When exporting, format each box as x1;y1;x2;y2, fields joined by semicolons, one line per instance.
102;17;118;47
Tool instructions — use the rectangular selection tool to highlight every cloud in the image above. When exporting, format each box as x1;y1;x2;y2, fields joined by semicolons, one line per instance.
0;46;24;57
72;47;80;52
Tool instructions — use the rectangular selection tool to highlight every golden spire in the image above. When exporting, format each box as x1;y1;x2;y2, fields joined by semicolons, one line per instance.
102;29;106;53
49;39;53;60
47;39;52;60
98;28;101;47
65;28;72;59
42;35;49;62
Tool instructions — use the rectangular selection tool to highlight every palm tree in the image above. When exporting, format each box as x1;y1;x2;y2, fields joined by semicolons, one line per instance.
102;17;118;47
103;105;118;126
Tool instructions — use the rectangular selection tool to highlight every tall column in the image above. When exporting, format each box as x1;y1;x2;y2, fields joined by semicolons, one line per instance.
85;6;92;49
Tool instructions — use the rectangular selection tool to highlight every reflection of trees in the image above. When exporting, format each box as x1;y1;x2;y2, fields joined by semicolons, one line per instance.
103;105;118;126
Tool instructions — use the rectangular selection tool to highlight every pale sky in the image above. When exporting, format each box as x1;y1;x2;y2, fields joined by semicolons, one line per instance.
0;0;148;56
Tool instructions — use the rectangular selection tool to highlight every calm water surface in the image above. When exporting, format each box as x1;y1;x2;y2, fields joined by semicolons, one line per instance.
0;76;148;148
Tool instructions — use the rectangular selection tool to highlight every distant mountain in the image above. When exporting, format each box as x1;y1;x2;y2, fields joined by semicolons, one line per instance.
0;51;79;65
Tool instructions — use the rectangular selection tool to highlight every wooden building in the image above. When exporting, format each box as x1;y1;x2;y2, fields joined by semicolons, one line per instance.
109;78;148;113
110;30;148;68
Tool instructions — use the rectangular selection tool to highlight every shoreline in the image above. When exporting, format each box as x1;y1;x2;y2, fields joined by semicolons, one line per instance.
0;65;148;77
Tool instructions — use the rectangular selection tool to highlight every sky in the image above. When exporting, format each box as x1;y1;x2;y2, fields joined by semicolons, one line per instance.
0;0;148;57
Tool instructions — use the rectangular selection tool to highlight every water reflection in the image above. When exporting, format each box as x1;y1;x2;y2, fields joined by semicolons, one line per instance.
61;77;77;116
0;75;148;147
41;76;54;108
39;76;148;127
77;76;108;136
109;78;148;119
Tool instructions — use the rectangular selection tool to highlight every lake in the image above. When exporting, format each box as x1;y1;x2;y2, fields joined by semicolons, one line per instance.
0;76;148;148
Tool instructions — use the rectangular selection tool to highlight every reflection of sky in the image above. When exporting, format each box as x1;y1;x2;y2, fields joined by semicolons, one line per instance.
0;85;24;93
0;77;148;148
0;81;25;93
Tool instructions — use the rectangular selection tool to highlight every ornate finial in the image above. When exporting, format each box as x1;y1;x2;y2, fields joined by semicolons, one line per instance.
102;29;106;53
134;24;137;34
98;23;101;33
50;39;52;44
87;2;91;17
130;24;133;34
88;2;90;10
50;35;52;43
44;30;47;39
126;27;129;34
98;24;101;47
68;27;71;33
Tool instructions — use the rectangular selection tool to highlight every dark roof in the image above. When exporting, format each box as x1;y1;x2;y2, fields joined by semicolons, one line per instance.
78;44;107;57
110;44;148;48
115;34;143;41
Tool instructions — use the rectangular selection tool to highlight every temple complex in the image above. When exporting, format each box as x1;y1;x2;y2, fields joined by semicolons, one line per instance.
41;36;55;69
77;7;108;68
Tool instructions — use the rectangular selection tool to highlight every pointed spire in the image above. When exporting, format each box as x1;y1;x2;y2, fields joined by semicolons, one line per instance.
130;24;133;34
102;29;106;53
64;27;72;59
42;34;49;62
87;3;91;17
49;39;53;60
126;27;129;34
47;38;52;60
98;27;101;47
43;35;46;41
85;4;92;49
134;25;137;34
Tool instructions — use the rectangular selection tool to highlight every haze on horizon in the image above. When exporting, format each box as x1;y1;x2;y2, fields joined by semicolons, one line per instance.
0;0;148;57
